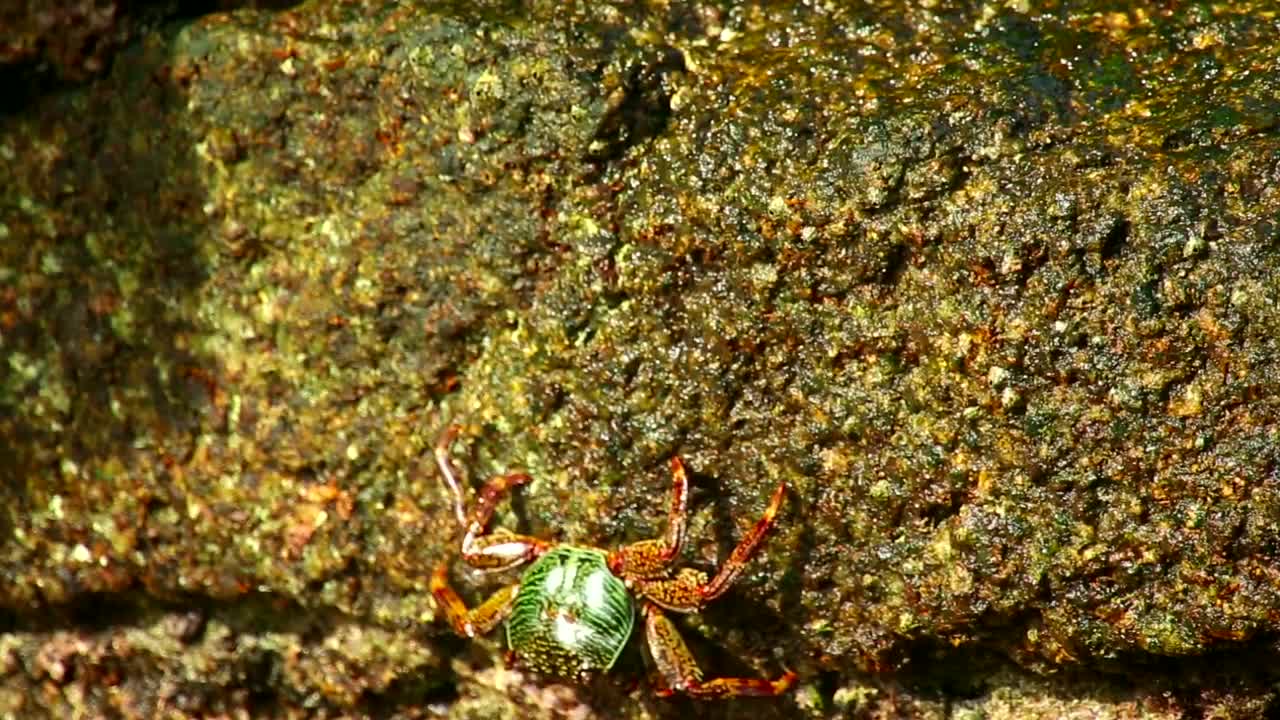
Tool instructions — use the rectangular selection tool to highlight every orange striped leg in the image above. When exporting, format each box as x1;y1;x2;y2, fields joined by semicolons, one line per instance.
435;425;550;571
437;425;532;535
459;473;551;570
633;481;786;611
643;603;795;699
608;456;690;578
431;562;519;638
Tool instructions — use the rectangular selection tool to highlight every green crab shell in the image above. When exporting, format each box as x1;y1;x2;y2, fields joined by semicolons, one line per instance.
506;546;636;677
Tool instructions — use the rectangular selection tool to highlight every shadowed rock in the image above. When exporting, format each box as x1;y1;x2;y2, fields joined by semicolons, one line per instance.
3;2;1279;718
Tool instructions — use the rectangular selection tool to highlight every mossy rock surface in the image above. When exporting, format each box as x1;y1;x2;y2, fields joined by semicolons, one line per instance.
3;2;1280;718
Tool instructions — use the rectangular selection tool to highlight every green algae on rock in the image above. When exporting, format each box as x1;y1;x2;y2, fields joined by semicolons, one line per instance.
2;1;1280;718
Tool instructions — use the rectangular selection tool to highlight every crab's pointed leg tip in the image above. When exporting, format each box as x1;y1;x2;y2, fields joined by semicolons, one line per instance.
761;483;786;520
778;668;798;691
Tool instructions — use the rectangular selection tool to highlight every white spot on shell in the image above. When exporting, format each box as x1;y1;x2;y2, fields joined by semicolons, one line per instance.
553;612;592;648
583;570;609;609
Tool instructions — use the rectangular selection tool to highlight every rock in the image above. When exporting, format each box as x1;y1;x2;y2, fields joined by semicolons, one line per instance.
3;2;1279;717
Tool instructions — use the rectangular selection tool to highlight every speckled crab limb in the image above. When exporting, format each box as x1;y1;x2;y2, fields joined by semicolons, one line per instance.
631;480;787;612
643;603;797;699
607;456;690;579
431;566;520;638
435;425;550;571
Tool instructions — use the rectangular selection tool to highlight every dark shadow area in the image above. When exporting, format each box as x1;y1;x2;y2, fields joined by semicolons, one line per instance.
582;44;684;173
0;59;57;117
0;8;219;611
879;622;1280;718
366;672;461;716
3;585;478;717
7;587;333;640
0;1;305;117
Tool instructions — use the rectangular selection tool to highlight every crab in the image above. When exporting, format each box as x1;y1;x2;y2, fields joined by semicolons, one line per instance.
429;425;797;699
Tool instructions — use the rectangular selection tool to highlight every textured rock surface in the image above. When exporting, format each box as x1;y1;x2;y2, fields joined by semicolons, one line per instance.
2;2;1279;717
0;1;299;114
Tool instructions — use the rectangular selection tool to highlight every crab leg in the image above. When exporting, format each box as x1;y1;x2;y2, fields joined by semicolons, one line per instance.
607;456;690;578
431;564;519;638
643;603;796;699
435;425;472;526
700;481;785;601
436;425;550;571
632;481;786;611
